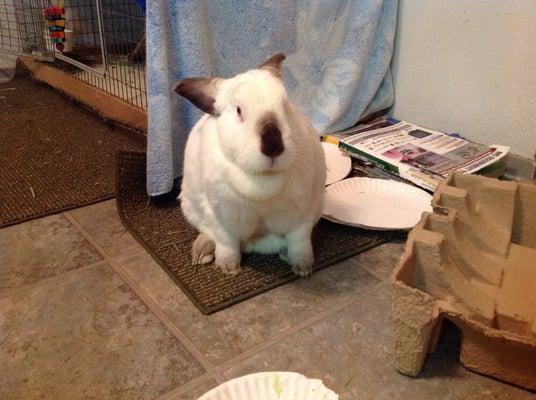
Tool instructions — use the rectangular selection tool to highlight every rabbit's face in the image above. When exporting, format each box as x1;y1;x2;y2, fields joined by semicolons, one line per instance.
214;70;296;174
175;54;296;174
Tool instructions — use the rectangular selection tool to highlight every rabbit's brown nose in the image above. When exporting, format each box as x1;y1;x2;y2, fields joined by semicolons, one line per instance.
260;121;284;159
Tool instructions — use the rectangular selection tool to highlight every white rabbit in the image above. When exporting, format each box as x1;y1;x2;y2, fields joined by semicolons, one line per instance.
174;54;326;276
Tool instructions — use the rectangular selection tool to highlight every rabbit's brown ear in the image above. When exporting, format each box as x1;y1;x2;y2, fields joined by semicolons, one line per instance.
258;53;286;78
173;77;222;115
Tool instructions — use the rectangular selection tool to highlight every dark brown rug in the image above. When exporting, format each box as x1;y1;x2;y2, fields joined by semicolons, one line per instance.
116;151;395;314
0;71;145;228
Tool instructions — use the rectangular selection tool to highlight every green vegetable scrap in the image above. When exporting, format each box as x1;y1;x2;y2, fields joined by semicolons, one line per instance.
273;375;284;397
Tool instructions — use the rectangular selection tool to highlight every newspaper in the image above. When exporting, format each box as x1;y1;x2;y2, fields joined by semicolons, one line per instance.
335;118;509;191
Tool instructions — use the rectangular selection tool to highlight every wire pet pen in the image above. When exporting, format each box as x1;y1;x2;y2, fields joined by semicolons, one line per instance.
0;0;147;110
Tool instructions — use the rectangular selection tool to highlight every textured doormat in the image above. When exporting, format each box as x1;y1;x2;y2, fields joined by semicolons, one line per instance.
116;151;396;314
0;71;145;228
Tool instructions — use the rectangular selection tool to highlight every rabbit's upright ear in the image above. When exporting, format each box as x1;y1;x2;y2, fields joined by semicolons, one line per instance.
173;77;223;115
258;53;286;78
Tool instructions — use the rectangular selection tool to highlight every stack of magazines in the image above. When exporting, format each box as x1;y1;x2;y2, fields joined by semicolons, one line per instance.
322;117;509;192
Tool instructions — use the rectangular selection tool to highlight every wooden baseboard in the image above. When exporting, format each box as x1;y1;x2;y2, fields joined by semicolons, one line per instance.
20;57;147;132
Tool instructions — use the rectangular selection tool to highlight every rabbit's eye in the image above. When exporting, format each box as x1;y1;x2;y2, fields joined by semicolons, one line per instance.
236;106;242;116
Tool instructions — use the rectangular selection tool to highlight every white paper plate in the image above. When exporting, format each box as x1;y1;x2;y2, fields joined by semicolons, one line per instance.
197;372;339;400
323;177;432;230
322;142;352;185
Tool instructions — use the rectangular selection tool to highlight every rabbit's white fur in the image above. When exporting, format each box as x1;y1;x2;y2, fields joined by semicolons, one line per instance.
177;54;326;276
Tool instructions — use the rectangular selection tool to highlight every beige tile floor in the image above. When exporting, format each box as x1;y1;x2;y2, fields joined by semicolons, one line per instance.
0;200;534;399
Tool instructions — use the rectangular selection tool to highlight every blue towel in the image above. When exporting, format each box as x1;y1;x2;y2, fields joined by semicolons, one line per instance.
135;0;145;13
146;0;398;196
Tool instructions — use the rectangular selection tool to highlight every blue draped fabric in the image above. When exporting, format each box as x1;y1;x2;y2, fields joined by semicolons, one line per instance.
146;0;398;195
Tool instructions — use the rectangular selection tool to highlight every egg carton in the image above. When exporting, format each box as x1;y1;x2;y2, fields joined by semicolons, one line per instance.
392;173;536;390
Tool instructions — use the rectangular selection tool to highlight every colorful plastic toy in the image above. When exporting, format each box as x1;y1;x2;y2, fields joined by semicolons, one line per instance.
44;4;66;52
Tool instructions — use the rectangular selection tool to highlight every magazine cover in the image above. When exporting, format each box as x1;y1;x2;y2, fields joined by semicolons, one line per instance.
333;118;509;191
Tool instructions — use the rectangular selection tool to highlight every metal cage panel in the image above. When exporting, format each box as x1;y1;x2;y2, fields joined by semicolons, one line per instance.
0;0;146;110
0;0;54;59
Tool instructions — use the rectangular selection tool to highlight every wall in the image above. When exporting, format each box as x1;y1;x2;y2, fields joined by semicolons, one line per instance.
391;0;536;159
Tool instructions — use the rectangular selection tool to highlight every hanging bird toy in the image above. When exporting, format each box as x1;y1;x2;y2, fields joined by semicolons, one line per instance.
44;4;66;52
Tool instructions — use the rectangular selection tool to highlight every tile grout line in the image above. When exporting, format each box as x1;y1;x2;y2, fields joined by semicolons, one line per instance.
63;212;226;384
0;259;108;299
110;258;226;383
63;213;108;255
113;247;152;263
346;244;403;283
63;212;395;385
155;373;218;400
215;280;385;374
359;264;389;282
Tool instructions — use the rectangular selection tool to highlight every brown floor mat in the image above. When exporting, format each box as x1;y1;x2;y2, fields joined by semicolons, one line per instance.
116;151;395;314
0;71;145;228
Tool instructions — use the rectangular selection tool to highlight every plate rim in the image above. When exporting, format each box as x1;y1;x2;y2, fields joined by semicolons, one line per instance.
323;176;432;230
196;371;338;400
322;141;352;186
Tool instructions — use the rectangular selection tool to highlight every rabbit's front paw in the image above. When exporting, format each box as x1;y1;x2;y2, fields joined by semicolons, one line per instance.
290;253;314;277
287;232;315;278
217;260;243;276
192;233;215;265
215;246;242;276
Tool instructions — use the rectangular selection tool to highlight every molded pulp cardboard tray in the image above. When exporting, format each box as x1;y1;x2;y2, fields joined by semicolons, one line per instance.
392;174;536;391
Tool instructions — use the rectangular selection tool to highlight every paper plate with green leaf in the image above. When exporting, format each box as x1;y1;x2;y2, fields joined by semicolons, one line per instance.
197;372;339;400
